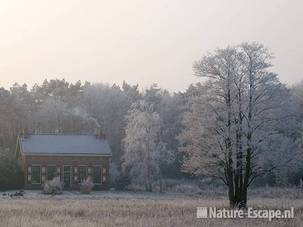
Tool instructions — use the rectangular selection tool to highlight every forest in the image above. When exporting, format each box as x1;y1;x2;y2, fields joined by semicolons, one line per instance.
0;43;302;203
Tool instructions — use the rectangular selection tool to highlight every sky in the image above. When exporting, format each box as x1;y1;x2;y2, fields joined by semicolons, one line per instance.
0;0;302;92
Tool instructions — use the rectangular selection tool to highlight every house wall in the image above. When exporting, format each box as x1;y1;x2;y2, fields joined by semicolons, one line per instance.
21;154;110;190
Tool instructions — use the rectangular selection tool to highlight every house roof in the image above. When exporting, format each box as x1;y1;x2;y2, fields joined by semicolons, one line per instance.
19;134;111;156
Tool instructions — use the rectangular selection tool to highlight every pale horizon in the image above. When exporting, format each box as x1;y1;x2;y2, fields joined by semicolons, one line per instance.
0;0;302;92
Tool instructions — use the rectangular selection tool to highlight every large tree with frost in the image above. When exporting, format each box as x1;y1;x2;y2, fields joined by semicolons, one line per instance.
122;100;166;191
179;43;294;207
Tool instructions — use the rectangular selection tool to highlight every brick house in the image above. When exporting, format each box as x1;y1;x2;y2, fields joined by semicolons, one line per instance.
15;134;112;190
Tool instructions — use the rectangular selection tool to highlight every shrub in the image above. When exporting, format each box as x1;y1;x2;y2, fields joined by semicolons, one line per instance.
0;148;24;190
115;172;131;190
80;177;94;194
109;162;120;187
109;163;132;190
43;176;63;194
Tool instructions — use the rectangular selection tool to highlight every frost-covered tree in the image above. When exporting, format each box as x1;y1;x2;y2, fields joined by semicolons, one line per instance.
122;100;165;191
179;43;295;207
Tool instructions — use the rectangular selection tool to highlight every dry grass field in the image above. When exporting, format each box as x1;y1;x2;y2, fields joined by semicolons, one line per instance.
0;189;302;227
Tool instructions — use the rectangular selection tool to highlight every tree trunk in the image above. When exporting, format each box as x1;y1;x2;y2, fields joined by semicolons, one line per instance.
234;85;244;208
238;60;254;209
225;68;237;208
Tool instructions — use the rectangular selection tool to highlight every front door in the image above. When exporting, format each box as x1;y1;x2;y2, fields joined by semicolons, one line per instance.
63;166;72;189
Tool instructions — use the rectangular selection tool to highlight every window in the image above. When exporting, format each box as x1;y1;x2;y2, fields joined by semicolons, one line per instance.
31;166;41;184
78;166;87;182
63;166;72;188
92;166;101;184
47;166;57;180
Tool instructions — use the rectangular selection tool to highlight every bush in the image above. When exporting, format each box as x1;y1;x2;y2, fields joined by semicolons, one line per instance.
80;177;94;194
114;172;131;190
43;177;63;194
109;162;120;187
286;168;303;186
0;148;24;190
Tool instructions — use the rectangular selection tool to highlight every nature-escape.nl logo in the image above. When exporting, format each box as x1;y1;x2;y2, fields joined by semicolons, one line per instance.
197;207;294;221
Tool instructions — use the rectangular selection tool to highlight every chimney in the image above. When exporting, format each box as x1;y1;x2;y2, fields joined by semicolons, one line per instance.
19;131;24;140
95;128;106;140
94;127;99;137
23;128;30;138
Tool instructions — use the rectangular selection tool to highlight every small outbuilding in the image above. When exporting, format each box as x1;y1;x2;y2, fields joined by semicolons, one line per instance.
15;133;112;190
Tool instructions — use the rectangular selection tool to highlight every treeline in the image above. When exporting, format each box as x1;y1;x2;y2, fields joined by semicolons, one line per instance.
0;47;303;191
0;80;186;189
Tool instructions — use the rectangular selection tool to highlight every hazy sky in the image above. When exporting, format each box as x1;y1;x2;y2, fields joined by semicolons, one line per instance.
0;0;302;91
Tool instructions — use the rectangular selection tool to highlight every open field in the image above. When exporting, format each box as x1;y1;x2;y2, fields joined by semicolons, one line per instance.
0;189;302;227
